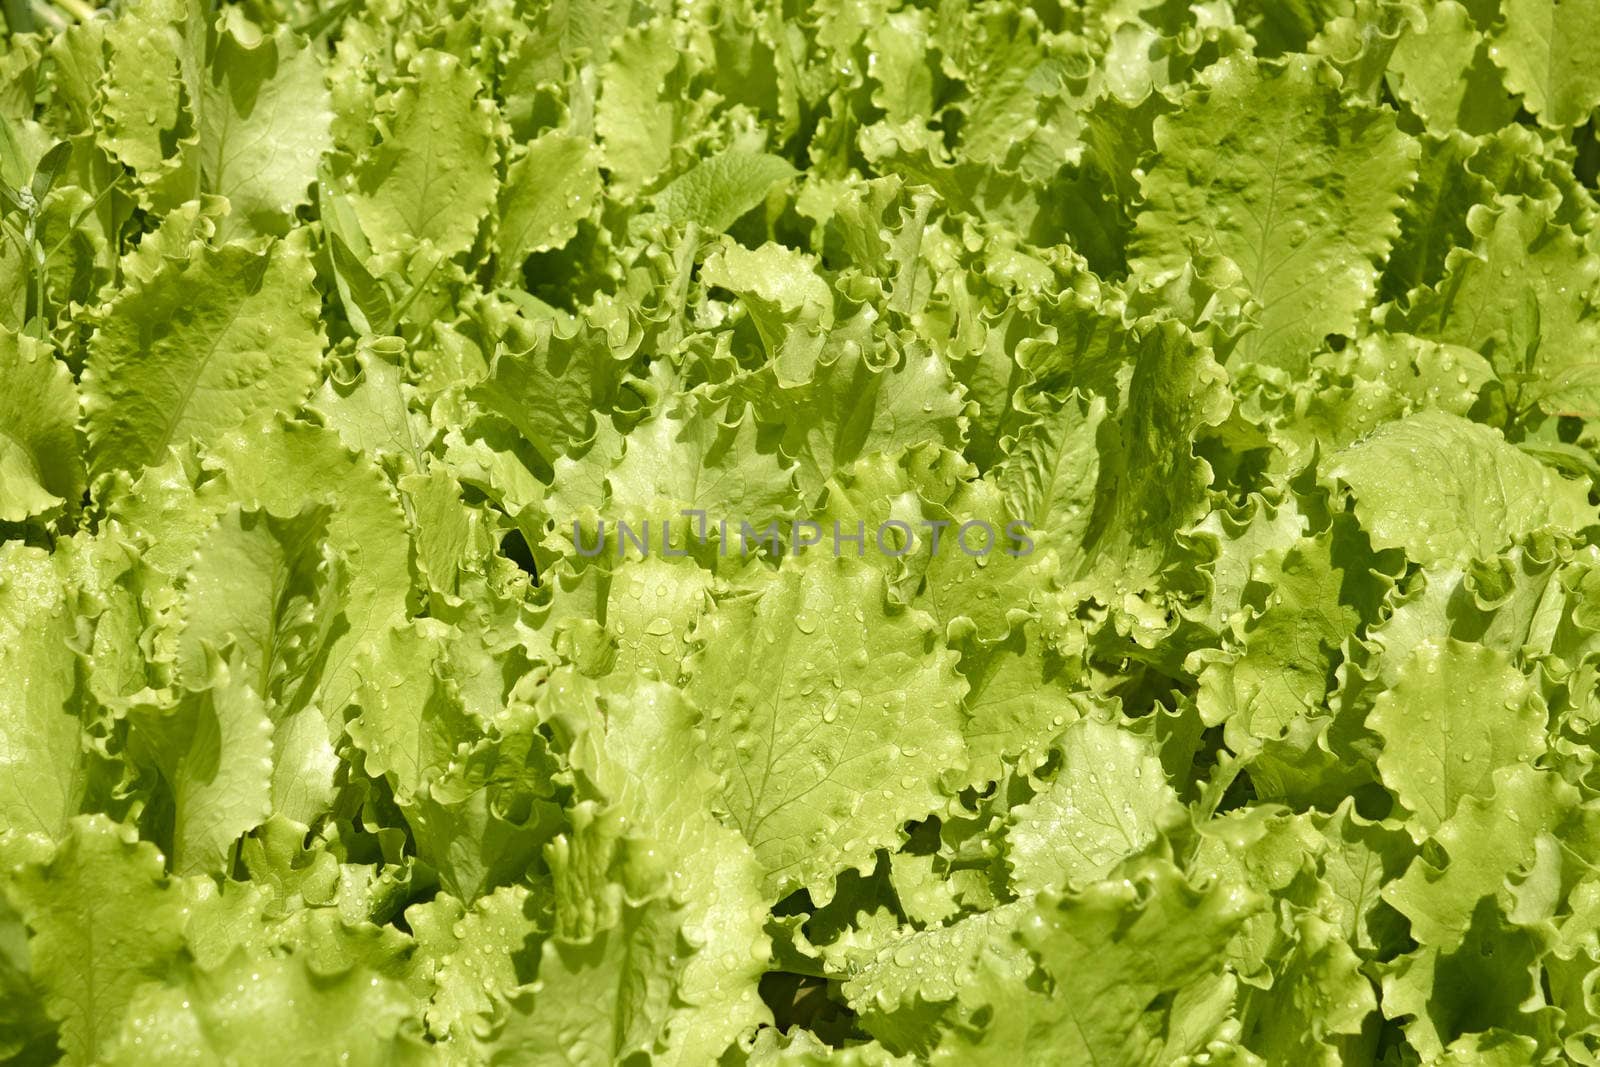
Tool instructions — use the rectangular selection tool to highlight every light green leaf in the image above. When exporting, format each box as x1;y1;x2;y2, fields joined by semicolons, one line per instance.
1269;335;1495;464
1197;532;1362;745
1383;763;1577;946
201;22;333;237
1133;55;1417;369
958;620;1088;784
1387;1;1515;135
602;554;713;684
1411;197;1600;416
699;239;833;382
1371;638;1546;839
994;392;1104;554
2;816;187;1065
351;49;497;259
1380;129;1486;300
468;315;633;470
652;150;796;233
0;330;80;523
1328;408;1597;565
1313;801;1414;956
498;131;599;274
1235;912;1376;1061
346;620;461;801
604;401;799;525
408;886;539;1047
204;418;411;717
268;705;339;827
1024;318;1231;584
99;0;199;187
840;903;1031;1056
82;231;325;479
312;339;425;469
1006;718;1180;894
538;674;771;1063
0;544;85;839
688;554;968;899
128;654;274;876
405;783;556;904
1188;493;1307;633
729;332;967;498
490;896;683;1067
594;19;679;196
174;504;337;709
1380;898;1548;1061
933;858;1261;1065
105;951;434;1065
1487;0;1600;128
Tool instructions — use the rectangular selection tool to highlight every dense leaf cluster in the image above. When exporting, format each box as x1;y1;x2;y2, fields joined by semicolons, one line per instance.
4;0;1600;1062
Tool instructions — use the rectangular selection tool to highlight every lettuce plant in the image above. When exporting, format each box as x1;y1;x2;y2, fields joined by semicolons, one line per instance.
3;0;1600;1063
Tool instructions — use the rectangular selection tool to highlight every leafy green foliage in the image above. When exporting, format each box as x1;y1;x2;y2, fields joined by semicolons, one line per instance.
3;0;1600;1063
